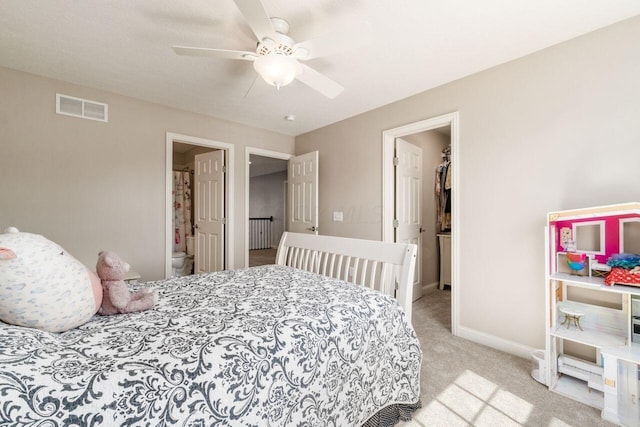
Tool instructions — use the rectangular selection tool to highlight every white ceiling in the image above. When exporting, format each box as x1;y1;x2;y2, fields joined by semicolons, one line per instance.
1;1;638;136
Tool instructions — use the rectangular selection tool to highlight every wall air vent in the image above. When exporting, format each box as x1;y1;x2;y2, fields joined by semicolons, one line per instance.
56;93;108;122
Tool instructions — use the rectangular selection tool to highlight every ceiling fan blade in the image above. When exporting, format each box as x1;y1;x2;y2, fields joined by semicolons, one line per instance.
296;63;344;99
233;0;277;42
172;46;256;61
294;21;373;60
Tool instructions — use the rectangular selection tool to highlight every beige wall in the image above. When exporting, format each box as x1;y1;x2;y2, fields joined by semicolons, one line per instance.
0;67;294;280
295;16;640;352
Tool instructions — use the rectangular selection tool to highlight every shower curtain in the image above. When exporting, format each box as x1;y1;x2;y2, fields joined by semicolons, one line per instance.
173;171;192;253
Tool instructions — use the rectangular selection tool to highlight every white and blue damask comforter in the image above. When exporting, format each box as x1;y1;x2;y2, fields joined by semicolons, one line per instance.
0;265;421;426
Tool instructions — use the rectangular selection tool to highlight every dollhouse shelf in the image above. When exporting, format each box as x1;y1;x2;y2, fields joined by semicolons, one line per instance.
549;272;640;296
549;272;604;287
553;375;604;410
550;324;626;348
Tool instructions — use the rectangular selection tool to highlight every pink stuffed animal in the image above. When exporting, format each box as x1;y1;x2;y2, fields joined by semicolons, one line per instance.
96;251;156;315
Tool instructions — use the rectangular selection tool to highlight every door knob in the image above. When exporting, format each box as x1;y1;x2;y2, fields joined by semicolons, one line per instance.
307;226;317;232
419;227;425;233
194;224;199;229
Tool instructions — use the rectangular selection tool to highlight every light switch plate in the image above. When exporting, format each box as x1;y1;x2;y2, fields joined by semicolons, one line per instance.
333;211;343;222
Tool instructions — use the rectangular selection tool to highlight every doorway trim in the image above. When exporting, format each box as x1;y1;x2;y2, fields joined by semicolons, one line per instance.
244;147;293;267
165;132;235;278
381;112;460;335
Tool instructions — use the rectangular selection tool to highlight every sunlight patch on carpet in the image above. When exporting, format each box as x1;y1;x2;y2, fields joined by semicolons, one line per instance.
401;370;535;426
547;418;573;427
397;368;580;426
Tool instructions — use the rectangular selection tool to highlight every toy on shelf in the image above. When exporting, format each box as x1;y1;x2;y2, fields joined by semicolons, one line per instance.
606;253;640;270
604;253;640;287
560;227;573;251
566;252;587;275
558;303;584;331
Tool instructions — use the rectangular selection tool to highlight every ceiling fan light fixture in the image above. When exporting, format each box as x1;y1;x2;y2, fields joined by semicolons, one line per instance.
253;53;301;90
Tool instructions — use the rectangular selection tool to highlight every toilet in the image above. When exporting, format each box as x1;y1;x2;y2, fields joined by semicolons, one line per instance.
171;252;194;277
171;236;195;277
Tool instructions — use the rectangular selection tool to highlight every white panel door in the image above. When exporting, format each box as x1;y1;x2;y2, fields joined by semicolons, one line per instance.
395;139;422;300
288;151;318;234
195;150;225;273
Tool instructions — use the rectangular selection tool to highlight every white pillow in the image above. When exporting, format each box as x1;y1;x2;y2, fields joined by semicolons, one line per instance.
0;228;99;332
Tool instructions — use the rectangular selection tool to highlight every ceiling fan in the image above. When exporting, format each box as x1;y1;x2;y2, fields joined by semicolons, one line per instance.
173;0;347;99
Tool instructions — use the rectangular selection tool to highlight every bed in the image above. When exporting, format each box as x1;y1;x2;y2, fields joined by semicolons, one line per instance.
0;233;421;426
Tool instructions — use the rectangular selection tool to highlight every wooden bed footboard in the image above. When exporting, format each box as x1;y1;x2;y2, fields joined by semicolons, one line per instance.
275;232;417;321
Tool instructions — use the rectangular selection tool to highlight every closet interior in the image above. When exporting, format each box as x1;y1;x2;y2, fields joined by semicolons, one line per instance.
435;145;452;290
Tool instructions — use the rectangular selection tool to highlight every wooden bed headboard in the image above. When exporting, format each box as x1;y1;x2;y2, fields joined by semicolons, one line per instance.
275;232;417;321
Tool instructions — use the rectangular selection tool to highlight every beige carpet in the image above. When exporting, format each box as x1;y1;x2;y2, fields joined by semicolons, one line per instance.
249;248;277;267
399;288;613;427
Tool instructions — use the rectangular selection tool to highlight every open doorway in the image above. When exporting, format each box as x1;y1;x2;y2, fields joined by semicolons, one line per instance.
248;154;288;266
244;147;293;267
382;112;460;335
165;133;235;278
397;127;451;297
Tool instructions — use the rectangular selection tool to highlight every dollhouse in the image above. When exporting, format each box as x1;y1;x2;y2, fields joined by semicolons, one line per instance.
546;203;640;426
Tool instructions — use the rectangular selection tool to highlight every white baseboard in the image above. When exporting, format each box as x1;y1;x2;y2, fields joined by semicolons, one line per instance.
415;283;535;359
457;325;536;360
